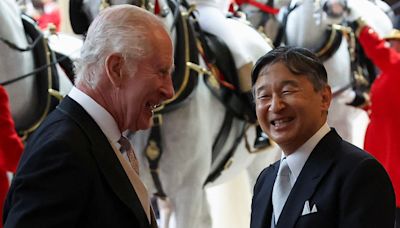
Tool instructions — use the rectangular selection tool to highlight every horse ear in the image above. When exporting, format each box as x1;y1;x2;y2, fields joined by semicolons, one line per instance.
69;0;90;35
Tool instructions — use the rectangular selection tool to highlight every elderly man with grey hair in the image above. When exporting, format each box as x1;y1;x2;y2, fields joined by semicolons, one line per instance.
3;5;174;228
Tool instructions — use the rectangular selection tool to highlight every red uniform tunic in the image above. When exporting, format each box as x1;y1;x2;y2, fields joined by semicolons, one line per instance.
37;2;61;32
37;11;61;32
359;26;400;207
0;86;23;224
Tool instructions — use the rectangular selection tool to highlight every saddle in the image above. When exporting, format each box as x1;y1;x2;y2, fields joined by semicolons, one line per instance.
189;14;266;184
145;1;259;197
200;31;255;122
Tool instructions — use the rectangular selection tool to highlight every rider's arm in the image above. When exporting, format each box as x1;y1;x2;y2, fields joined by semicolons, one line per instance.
356;21;400;74
0;86;23;173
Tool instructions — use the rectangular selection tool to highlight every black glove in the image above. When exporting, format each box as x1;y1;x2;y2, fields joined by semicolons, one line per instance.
347;90;370;108
348;17;367;37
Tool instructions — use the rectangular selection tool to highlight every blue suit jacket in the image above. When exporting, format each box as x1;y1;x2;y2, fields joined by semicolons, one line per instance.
4;96;156;228
251;129;395;228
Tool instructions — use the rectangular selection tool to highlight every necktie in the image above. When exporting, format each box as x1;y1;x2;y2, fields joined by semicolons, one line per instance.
272;158;292;224
118;135;151;222
118;136;140;175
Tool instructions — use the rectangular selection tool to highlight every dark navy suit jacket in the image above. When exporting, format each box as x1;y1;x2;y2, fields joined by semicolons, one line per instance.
4;96;156;228
251;129;395;228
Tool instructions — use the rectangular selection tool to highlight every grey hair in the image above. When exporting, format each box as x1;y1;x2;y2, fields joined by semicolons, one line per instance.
251;46;328;97
74;5;167;88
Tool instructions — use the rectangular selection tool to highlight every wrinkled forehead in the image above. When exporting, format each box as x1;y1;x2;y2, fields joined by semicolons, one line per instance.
256;60;288;79
255;62;294;82
258;62;278;75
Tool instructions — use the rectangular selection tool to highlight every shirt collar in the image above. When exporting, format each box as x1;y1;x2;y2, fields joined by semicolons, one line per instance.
280;122;330;184
68;87;121;147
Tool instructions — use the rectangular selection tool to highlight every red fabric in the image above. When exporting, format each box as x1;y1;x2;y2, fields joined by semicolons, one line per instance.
0;86;23;223
37;6;61;32
234;0;279;14
359;26;400;207
154;0;161;16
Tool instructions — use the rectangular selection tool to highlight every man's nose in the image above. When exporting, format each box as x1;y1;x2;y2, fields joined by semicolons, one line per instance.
161;77;175;100
268;95;285;112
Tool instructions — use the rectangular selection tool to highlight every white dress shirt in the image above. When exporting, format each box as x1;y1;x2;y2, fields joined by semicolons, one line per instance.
271;123;330;227
68;87;121;148
281;122;331;187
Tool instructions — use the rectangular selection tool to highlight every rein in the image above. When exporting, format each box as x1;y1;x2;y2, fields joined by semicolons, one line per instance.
0;14;70;87
273;2;300;47
0;54;70;86
235;0;280;14
0;31;43;52
168;0;180;33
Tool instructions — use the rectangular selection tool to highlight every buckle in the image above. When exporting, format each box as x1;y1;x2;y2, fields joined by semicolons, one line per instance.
224;159;233;170
146;140;161;161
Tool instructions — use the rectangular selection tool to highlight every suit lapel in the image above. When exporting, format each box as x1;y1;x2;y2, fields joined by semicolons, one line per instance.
277;130;340;228
252;161;279;228
57;96;149;227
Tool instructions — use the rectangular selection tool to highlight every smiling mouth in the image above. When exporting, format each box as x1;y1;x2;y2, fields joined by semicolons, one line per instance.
271;118;293;127
147;103;162;113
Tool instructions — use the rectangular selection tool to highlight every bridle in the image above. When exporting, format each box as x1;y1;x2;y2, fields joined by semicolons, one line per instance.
0;30;42;52
0;21;69;87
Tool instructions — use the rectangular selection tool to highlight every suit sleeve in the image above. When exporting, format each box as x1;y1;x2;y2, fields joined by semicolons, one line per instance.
0;86;23;173
338;157;395;228
358;26;400;75
3;137;94;228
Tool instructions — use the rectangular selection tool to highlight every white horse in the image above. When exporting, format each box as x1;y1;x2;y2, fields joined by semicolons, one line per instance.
0;0;76;140
241;0;394;40
368;0;396;24
269;0;392;147
70;0;280;227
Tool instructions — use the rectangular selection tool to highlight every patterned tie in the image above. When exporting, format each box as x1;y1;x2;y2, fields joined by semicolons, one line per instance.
118;136;140;175
272;158;292;224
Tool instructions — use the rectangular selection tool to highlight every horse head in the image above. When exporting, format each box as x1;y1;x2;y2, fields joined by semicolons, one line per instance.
322;0;393;36
272;0;335;49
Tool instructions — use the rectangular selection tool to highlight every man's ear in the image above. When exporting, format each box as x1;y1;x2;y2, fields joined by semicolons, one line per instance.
105;53;124;88
321;85;332;111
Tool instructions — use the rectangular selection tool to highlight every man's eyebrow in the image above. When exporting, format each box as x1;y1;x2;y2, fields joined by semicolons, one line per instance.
255;85;267;95
255;79;299;93
160;64;174;74
280;80;300;87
